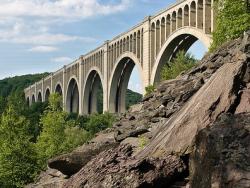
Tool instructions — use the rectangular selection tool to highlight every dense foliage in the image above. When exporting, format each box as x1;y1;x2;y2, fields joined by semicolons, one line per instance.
0;92;116;187
210;0;250;51
161;51;197;81
0;105;39;187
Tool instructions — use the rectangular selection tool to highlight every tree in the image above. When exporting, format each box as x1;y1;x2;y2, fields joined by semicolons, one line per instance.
161;51;196;80
210;0;250;51
86;112;115;135
0;106;38;187
36;94;88;167
36;94;68;166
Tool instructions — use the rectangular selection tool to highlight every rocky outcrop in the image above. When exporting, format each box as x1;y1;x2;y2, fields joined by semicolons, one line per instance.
190;113;250;188
29;31;250;188
64;144;188;188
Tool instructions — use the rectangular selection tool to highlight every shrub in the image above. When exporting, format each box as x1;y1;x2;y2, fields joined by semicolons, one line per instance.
86;112;115;135
145;85;155;96
210;0;250;51
161;51;196;80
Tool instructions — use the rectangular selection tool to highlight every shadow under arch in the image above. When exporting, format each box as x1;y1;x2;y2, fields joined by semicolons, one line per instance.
83;67;104;114
108;52;144;113
26;97;30;106
151;27;212;85
66;77;79;113
55;82;63;96
37;91;42;102
45;88;51;102
31;94;35;104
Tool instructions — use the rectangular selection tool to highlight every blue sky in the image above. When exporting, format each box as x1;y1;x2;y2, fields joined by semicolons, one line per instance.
0;0;207;93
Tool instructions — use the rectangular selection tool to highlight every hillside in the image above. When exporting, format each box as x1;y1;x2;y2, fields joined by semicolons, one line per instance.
0;73;50;98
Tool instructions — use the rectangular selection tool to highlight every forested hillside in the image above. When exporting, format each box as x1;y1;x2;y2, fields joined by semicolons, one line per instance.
0;73;50;98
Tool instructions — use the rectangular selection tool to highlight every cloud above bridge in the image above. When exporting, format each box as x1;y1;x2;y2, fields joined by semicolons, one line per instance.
0;0;131;20
0;0;131;48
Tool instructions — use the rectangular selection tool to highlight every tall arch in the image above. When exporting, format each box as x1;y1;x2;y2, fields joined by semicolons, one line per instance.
151;27;212;84
83;68;104;114
37;92;42;102
66;78;79;113
204;0;212;34
45;88;51;102
26;97;30;106
184;5;189;26
109;52;144;113
197;0;204;29
190;1;196;27
172;11;177;32
55;83;63;96
177;8;183;28
166;15;171;38
31;94;35;104
161;17;166;46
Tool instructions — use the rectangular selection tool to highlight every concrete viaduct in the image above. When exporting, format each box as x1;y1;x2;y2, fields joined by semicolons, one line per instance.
24;0;214;114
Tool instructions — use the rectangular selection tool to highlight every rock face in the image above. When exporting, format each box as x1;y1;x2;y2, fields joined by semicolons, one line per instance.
190;113;250;188
64;144;188;188
28;31;250;188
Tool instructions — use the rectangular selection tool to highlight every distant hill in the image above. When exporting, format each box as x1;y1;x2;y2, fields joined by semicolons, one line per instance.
0;73;50;98
0;73;142;110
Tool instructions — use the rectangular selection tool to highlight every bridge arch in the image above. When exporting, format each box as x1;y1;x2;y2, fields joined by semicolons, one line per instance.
37;91;42;102
66;77;79;113
55;82;63;96
45;87;51;102
83;67;104;114
108;52;144;113
31;94;36;104
151;27;212;84
26;97;30;106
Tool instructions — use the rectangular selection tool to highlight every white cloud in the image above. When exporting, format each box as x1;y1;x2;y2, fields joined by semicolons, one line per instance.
52;57;73;64
0;0;131;46
28;46;58;53
0;0;131;19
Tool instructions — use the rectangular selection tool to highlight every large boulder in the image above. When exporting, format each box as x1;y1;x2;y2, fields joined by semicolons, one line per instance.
190;113;250;188
63;144;188;188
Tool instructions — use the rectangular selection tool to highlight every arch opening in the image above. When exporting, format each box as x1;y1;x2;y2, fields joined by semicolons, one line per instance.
37;92;42;102
31;94;35;104
83;70;103;114
55;84;63;96
26;97;30;106
66;78;79;113
197;0;204;29
45;88;50;102
109;56;143;114
151;30;209;85
190;1;196;27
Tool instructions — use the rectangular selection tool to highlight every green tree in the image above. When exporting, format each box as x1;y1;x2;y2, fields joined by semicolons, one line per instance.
36;94;68;166
0;106;38;187
161;51;196;80
86;112;115;135
210;0;250;51
36;94;88;167
145;85;155;96
0;96;6;115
